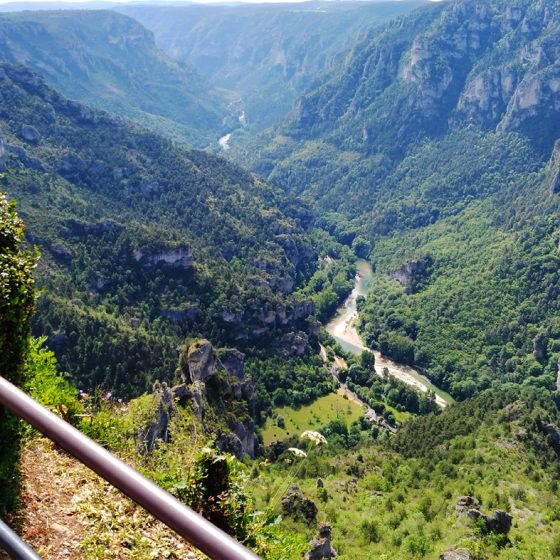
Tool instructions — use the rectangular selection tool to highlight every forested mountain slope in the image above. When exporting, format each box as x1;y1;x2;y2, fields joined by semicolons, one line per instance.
0;62;318;397
0;10;228;146
118;1;428;131
255;386;560;559
235;0;560;400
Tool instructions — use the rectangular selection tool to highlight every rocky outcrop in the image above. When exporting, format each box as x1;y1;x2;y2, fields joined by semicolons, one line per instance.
305;523;336;560
158;306;201;324
50;243;73;262
457;496;512;535
20;124;41;144
0;133;7;159
497;70;560;144
455;496;480;514
281;484;318;523
138;381;173;454
550;142;560;194
535;416;560;454
273;331;309;358
218;299;316;348
180;339;215;383
390;256;432;293
440;550;472;560
56;152;86;180
217;348;245;380
132;247;193;270
173;339;258;459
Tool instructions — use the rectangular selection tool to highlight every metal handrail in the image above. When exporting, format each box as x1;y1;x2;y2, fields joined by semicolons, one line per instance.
0;519;42;560
0;376;261;560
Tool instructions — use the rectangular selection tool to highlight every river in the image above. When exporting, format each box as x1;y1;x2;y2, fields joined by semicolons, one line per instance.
326;259;454;408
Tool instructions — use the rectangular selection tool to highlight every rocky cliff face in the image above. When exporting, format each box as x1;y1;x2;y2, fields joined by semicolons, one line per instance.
172;339;259;459
281;0;560;156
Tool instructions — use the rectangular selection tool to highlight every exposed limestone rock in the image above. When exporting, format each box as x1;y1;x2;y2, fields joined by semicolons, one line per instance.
132;247;193;270
390;256;432;293
0;133;7;159
439;550;472;560
535;416;560;454
550;169;560;195
281;484;318;523
181;339;215;384
158;306;200;324
20;125;41;144
173;340;258;458
456;495;480;514
217;348;245;381
138;381;173;454
458;67;520;123
87;272;109;292
498;65;560;135
305;523;336;560
216;420;258;460
273;331;308;358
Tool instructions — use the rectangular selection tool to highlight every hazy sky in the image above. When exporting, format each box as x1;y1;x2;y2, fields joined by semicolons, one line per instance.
0;0;442;5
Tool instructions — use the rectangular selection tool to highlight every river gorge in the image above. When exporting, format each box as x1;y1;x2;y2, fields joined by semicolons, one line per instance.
326;260;454;408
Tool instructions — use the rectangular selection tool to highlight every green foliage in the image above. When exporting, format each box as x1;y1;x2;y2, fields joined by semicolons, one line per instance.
253;388;560;559
236;0;560;404
25;337;83;426
0;62;318;397
247;355;334;422
379;332;415;365
0;11;228;146
121;1;424;133
0;193;36;514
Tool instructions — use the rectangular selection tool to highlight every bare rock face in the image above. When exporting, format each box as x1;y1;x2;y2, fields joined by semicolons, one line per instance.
550;169;560;195
456;495;480;514
20;124;41;144
440;550;472;560
173;339;258;459
550;143;560;194
305;523;336;560
281;484;318;523
497;65;560;135
0;133;7;159
138;381;173;454
181;339;215;383
390;256;432;293
217;348;245;381
273;331;309;358
132;246;193;270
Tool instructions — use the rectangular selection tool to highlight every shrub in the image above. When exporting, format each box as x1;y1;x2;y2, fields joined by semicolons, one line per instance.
0;194;37;514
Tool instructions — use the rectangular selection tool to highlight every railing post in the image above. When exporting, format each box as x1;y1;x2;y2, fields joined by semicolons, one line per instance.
0;376;262;560
0;519;43;560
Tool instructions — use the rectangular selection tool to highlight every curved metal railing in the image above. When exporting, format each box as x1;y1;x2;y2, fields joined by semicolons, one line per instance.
0;519;42;560
0;376;261;560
